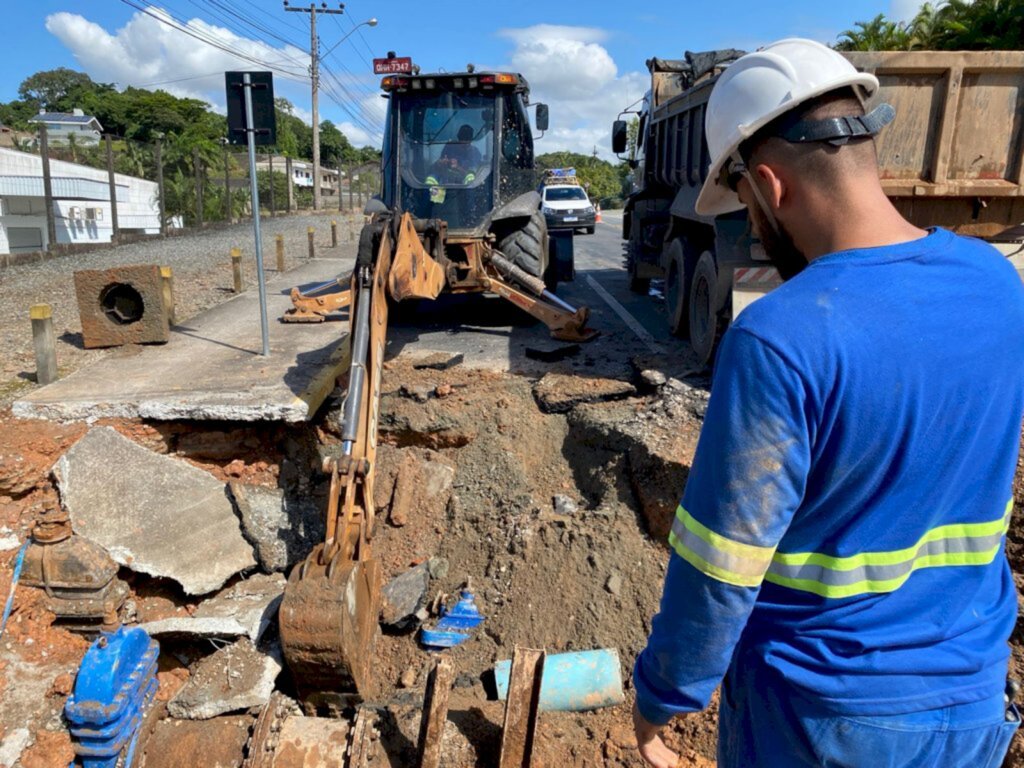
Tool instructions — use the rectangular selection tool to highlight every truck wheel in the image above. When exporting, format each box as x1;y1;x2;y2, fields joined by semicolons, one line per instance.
689;251;721;366
665;240;688;337
498;211;549;279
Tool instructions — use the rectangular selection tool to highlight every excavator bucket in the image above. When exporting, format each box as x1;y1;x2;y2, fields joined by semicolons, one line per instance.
389;214;445;302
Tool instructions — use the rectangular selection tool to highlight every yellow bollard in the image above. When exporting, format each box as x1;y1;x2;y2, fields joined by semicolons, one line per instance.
331;220;338;248
276;234;285;272
307;227;315;259
30;304;58;385
231;247;243;293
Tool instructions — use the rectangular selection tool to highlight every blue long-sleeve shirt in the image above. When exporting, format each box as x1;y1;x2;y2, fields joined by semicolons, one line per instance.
634;229;1024;725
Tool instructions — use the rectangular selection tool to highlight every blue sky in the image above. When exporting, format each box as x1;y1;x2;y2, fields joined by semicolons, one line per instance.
2;0;919;156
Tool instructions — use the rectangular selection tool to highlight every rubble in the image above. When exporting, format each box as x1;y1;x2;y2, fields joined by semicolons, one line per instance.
140;574;285;643
0;728;31;766
606;571;624;596
168;639;282;720
229;483;323;573
533;373;636;414
413;351;465;370
388;452;456;529
382;562;431;629
136;716;253;768
0;528;20;551
553;495;579;516
54;427;256;595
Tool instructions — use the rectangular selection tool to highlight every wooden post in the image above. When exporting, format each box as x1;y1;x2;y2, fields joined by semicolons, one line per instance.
160;266;176;325
498;647;545;768
307;227;315;259
348;165;354;212
338;164;345;212
155;136;166;236
276;234;285;272
30;304;58;385
417;657;455;768
104;134;120;241
231;247;243;292
38;125;57;251
331;220;338;248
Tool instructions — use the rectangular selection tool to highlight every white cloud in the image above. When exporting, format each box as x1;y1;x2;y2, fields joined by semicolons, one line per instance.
496;24;646;159
889;0;924;21
43;8;384;147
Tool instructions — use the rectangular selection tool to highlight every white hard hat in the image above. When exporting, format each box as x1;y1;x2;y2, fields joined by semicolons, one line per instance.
695;38;880;217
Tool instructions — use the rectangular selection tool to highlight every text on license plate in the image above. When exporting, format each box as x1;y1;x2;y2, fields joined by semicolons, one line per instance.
564;216;578;222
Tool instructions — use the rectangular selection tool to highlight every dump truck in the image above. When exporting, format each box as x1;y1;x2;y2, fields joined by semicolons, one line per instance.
612;50;1024;365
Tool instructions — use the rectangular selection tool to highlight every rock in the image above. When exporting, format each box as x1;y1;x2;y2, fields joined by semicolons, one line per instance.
389;452;456;528
381;563;430;629
606;571;623;596
553;495;579;516
400;384;434;403
230;482;323;573
141;574;285;643
434;383;454;398
168;638;282;720
0;728;30;767
427;556;449;580
640;369;668;389
55;427;256;595
533;373;636;414
0;528;20;552
413;352;464;370
399;666;418;688
50;673;74;697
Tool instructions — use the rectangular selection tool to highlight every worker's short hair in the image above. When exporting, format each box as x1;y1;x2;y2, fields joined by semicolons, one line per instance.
457;124;474;141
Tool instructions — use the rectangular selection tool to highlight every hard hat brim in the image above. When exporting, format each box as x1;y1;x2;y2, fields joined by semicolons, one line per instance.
695;72;879;217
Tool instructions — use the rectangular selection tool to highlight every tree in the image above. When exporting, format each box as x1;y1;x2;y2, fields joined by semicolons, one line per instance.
536;151;622;204
836;14;913;51
18;68;107;109
319;120;355;166
835;0;1024;51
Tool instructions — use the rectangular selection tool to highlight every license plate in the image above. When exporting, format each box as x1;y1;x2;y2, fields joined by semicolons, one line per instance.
564;216;578;222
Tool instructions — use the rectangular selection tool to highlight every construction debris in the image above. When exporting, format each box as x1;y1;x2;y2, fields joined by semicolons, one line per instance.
388;452;455;529
497;647;545;768
230;482;323;573
140;574;285;643
168;638;282;720
495;648;625;712
136;716;253;768
54;427;256;595
381;562;430;629
552;494;579;516
416;657;455;768
532;373;636;414
73;265;170;349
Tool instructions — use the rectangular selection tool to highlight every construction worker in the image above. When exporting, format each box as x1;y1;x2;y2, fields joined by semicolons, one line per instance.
426;124;482;203
632;38;1024;767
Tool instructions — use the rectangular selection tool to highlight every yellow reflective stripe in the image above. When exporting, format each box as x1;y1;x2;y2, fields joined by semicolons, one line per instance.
772;500;1013;570
765;545;1004;599
679;506;776;564
668;506;776;588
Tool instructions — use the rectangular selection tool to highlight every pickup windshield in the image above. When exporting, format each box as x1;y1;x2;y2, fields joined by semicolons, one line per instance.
545;187;588;202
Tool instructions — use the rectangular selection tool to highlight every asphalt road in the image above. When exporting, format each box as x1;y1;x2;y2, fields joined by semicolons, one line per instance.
387;210;701;379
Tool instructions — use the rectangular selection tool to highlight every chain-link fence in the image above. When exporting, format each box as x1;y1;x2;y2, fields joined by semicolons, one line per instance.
7;126;379;254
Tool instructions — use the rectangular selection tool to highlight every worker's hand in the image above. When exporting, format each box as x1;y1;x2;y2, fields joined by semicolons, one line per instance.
633;701;680;768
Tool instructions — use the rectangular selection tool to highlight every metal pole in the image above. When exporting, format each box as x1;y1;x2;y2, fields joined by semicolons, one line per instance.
244;72;271;357
348;165;354;211
39;125;57;251
104;134;120;241
155;137;166;236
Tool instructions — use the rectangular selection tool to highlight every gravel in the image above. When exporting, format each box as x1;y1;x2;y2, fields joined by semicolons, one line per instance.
0;212;361;407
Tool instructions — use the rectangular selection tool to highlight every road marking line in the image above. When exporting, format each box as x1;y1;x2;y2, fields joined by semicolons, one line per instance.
584;275;664;354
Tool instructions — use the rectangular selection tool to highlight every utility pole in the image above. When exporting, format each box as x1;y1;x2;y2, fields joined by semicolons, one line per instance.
154;134;166;236
104;134;120;241
38;125;57;251
285;2;346;212
193;147;204;228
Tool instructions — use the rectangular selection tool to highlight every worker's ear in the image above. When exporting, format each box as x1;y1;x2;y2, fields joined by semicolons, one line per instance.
752;163;787;212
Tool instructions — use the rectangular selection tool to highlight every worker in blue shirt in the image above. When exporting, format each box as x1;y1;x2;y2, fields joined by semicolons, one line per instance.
632;38;1024;768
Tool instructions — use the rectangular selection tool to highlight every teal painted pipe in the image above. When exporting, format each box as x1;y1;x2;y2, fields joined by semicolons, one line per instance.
494;648;624;712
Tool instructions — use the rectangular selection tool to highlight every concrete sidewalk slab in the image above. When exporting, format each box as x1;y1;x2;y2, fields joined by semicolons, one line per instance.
13;258;353;422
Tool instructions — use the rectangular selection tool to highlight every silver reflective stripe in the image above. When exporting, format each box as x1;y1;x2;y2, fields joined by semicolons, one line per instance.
767;528;1006;587
670;515;771;581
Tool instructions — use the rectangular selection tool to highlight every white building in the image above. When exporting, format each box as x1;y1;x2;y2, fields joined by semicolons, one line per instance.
0;147;161;255
254;155;339;196
27;109;104;146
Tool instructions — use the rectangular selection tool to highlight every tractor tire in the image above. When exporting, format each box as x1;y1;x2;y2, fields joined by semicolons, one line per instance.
498;211;549;279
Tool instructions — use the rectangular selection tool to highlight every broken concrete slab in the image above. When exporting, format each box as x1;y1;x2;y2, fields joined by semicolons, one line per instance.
382;562;430;629
14;260;353;423
388;452;455;528
229;483;323;573
55;427;256;595
140;574;285;643
168;639;282;720
533;373;636;414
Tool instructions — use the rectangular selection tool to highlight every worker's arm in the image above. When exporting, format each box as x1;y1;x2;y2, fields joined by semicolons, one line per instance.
633;327;812;726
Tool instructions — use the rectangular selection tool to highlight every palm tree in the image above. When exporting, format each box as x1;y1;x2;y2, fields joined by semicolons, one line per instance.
836;14;914;51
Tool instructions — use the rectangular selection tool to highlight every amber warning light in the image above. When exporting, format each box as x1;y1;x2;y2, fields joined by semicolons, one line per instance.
374;56;413;75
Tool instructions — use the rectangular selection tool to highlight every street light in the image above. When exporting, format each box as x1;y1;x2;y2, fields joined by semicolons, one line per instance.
321;18;378;60
310;16;377;210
